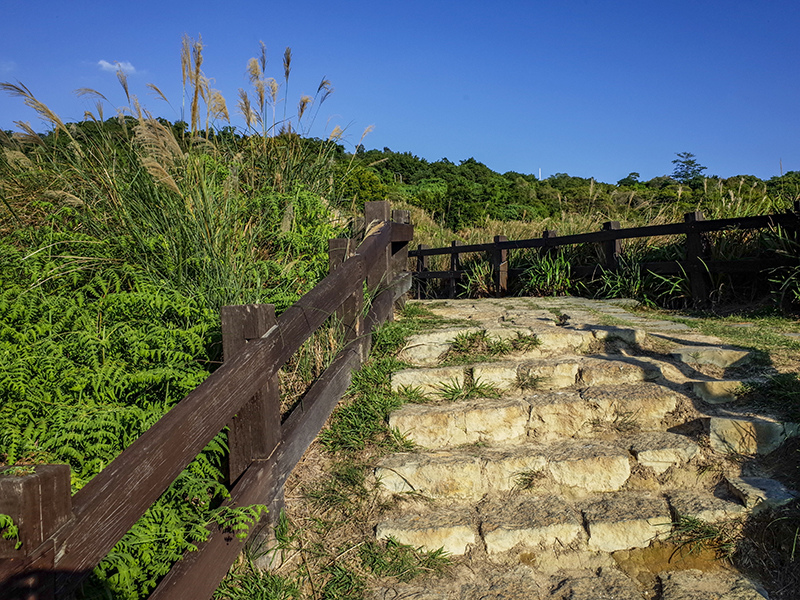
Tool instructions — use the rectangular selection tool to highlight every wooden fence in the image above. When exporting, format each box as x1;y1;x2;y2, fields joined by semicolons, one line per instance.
411;203;800;305
0;201;413;600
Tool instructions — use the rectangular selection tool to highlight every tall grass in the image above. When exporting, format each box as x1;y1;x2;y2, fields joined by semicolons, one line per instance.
1;37;356;312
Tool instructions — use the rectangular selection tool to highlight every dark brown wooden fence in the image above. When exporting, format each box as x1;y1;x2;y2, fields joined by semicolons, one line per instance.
411;203;800;306
0;201;413;600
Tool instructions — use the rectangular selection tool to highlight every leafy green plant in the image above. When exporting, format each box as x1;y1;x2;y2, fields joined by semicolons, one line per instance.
520;249;582;296
0;514;21;549
460;259;494;298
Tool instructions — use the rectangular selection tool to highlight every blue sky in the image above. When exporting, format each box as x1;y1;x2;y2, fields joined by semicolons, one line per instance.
1;0;799;184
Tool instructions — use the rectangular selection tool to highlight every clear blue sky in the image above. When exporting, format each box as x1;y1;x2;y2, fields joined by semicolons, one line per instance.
2;0;799;184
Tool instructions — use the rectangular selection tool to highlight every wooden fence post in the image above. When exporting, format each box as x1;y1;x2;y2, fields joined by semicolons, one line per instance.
364;201;391;293
329;238;365;354
602;221;621;271
220;305;282;503
492;235;508;296
684;211;711;307
448;241;462;299
416;245;430;299
391;210;411;311
541;229;559;263
0;464;73;600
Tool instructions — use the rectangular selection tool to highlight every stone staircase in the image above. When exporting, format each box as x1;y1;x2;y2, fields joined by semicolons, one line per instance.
368;297;797;600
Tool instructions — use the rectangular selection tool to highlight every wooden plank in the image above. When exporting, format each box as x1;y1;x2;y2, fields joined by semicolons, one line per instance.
221;305;280;485
415;244;430;299
275;256;365;359
0;540;57;600
279;347;362;475
149;456;281;600
329;239;363;347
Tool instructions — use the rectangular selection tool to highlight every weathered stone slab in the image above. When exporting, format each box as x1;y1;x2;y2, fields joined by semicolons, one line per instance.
549;568;646;600
630;432;699;475
526;391;594;440
692;379;744;404
581;382;681;431
376;510;476;555
667;490;745;522
480;446;548;492
376;452;484;499
583;493;672;552
586;326;647;345
577;356;661;386
671;345;751;368
709;415;798;455
463;398;530;442
391;366;465;394
726;476;798;511
546;441;632;492
529;328;594;353
389;397;530;448
399;327;481;366
481;495;584;554
516;358;583;390
659;569;769;600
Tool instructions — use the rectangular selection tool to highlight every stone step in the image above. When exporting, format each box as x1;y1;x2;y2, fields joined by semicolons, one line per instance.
659;569;768;600
392;356;662;399
480;495;585;554
692;379;746;404
671;345;752;368
473;354;662;391
374;508;477;556
397;325;595;367
582;493;673;552
377;433;701;500
377;439;639;499
666;489;746;523
389;382;684;448
376;490;744;557
708;413;799;455
389;397;531;448
526;382;682;441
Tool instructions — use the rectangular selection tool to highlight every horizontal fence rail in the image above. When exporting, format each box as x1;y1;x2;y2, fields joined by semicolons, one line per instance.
0;201;413;600
410;203;800;305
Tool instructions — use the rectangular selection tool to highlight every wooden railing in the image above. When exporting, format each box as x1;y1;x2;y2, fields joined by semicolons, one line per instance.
0;201;413;600
410;203;800;305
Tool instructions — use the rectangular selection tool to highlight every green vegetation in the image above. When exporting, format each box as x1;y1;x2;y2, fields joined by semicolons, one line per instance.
0;35;355;599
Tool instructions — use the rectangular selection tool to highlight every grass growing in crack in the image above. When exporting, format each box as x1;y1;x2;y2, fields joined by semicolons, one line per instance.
434;377;502;402
508;332;542;352
515;371;543;391
668;515;740;560
438;329;539;366
395;385;430;404
449;330;510;355
589;408;640;434
514;469;547;490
